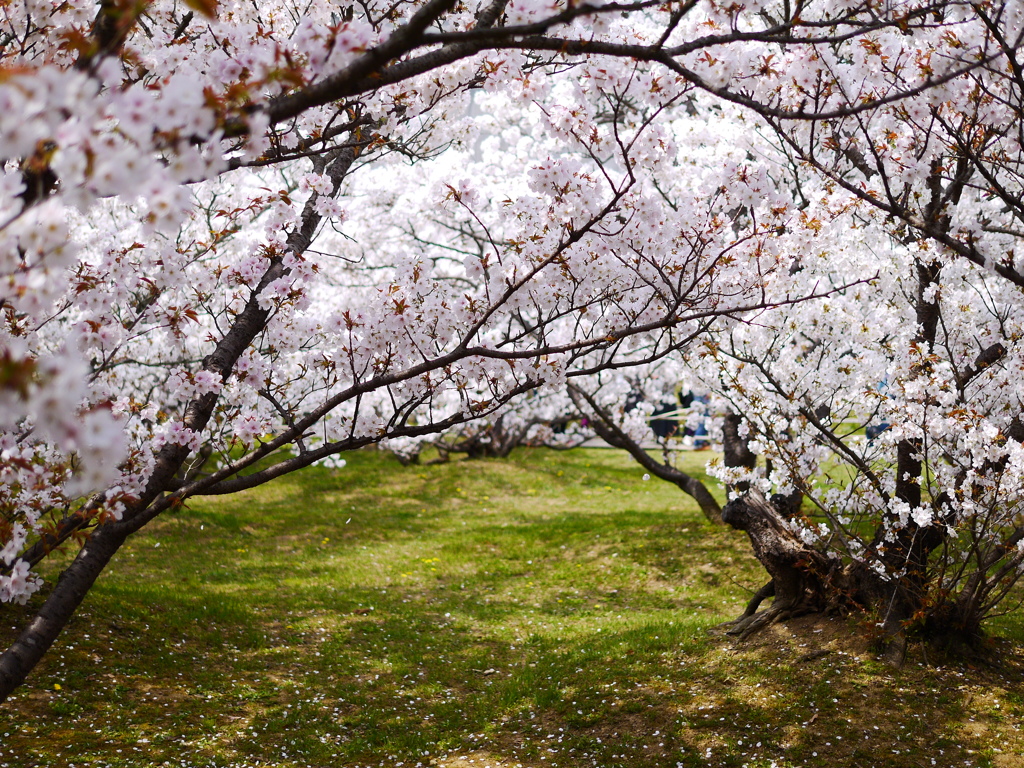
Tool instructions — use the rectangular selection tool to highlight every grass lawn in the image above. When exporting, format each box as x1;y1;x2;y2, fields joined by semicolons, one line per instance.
2;447;1023;767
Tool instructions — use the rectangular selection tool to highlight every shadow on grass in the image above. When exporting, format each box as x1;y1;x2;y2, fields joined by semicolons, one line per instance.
2;448;1022;768
211;607;1018;768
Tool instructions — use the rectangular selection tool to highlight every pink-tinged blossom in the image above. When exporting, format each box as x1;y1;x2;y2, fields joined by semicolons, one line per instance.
313;196;344;220
235;414;267;446
0;524;27;566
193;370;224;396
299;173;334;196
0;560;42;605
157;422;202;452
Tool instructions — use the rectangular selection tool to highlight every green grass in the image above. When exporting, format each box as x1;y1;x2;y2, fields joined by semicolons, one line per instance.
1;447;1023;768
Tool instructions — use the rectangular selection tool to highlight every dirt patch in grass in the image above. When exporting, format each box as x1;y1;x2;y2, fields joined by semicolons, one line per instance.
723;612;876;657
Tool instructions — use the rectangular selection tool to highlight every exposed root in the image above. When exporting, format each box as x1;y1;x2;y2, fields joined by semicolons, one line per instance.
879;632;908;667
739;580;776;619
720;596;821;640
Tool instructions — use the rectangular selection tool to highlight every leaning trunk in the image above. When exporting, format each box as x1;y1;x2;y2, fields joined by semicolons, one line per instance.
721;412;757;493
0;524;128;699
719;491;895;643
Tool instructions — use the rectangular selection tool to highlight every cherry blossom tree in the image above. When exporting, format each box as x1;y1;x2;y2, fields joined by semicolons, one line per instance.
429;0;1024;661
708;1;1024;662
581;0;1024;661
0;0;1007;700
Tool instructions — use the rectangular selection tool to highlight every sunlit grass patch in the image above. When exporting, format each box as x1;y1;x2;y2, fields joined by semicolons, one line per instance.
1;447;1022;768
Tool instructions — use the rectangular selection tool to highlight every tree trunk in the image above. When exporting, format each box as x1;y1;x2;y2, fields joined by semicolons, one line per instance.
872;257;943;658
722;412;757;493
717;490;906;642
0;523;128;700
719;490;839;637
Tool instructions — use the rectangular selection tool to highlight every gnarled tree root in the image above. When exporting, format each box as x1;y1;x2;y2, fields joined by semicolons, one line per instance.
716;579;772;636
715;490;921;665
717;581;825;639
714;491;982;667
725;601;807;639
716;490;849;641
